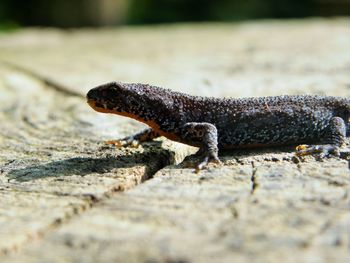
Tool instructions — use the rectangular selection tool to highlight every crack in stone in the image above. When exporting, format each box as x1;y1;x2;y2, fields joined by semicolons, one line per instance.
250;161;258;194
0;60;82;98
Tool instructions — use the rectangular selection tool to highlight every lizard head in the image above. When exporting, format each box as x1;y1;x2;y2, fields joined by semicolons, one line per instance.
87;81;175;124
87;82;125;113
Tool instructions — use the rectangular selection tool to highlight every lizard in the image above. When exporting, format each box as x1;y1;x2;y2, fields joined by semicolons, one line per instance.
87;82;350;171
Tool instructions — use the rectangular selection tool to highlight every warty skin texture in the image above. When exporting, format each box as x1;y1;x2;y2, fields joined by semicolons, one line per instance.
87;82;350;169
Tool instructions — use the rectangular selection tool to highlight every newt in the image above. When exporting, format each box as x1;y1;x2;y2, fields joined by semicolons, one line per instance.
87;82;350;170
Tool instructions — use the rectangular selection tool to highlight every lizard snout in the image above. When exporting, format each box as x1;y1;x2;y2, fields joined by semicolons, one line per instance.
86;88;99;101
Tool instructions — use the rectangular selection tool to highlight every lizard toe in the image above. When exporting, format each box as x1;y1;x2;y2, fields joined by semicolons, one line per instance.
295;144;340;158
105;140;124;147
104;138;140;148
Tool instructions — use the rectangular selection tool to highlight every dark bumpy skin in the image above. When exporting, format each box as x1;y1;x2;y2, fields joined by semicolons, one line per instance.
87;82;350;170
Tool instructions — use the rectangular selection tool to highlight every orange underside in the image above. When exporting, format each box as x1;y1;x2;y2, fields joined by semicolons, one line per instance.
88;100;183;143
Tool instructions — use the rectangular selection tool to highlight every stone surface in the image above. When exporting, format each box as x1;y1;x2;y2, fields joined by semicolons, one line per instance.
0;18;350;262
0;64;189;255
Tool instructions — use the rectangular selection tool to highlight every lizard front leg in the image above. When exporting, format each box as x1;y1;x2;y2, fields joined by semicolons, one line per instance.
296;116;346;158
181;122;221;171
106;128;160;148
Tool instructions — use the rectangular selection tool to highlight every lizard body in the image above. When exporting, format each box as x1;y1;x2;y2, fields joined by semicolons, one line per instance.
87;82;350;169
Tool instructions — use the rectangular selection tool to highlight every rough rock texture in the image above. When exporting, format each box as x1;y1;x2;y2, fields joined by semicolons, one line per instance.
0;19;350;262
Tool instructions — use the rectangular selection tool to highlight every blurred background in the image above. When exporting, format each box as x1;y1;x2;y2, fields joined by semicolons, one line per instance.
0;0;350;29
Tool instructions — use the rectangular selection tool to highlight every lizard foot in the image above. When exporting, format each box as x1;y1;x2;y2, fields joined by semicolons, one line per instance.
105;139;140;148
104;128;159;148
183;154;222;173
295;144;340;159
195;155;222;173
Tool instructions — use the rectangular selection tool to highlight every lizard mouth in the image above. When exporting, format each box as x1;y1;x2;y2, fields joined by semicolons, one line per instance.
87;99;105;111
87;99;120;115
87;99;97;108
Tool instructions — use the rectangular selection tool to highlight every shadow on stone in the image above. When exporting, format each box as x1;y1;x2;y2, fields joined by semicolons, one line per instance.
6;142;173;182
220;145;295;157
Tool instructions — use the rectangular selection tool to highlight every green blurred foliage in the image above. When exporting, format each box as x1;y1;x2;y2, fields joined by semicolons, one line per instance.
127;0;313;24
0;1;18;31
1;0;128;28
0;0;349;27
0;1;7;22
4;0;83;27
